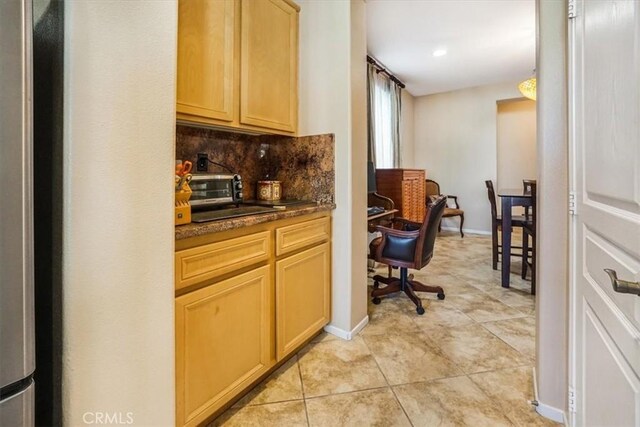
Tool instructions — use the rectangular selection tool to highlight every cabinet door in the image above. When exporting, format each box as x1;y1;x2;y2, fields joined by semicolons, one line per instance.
176;266;272;427
177;0;238;123
240;0;298;133
276;243;330;360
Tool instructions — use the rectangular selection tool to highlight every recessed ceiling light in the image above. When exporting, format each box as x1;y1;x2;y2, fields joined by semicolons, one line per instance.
433;49;447;57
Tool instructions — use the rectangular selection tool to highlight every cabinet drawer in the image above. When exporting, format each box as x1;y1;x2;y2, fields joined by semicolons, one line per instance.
275;216;330;256
176;231;270;290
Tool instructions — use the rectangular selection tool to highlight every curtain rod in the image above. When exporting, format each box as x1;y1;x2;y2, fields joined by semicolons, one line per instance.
367;55;406;89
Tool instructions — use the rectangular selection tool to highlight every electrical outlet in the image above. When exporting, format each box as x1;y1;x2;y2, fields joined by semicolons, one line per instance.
197;153;208;172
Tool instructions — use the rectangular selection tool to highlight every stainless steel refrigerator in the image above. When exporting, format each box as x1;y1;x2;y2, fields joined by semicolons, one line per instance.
0;0;36;425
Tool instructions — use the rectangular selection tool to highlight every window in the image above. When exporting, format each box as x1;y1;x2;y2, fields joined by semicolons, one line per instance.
368;62;402;169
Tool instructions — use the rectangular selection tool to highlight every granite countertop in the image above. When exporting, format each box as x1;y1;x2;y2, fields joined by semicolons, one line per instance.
175;203;336;240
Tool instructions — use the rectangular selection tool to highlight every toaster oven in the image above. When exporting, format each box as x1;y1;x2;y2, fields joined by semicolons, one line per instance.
189;174;244;207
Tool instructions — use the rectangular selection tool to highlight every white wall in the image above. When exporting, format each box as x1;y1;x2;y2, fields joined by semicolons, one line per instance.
413;81;523;234
298;0;368;335
400;89;415;168
536;0;568;420
349;0;369;331
497;99;537;190
63;1;177;425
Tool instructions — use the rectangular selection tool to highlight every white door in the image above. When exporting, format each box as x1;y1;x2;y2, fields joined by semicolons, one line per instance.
571;0;640;426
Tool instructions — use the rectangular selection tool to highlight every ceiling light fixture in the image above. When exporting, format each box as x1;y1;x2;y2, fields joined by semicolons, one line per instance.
518;70;536;101
432;49;447;57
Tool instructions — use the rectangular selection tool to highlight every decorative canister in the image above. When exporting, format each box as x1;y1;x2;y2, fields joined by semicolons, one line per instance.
257;180;282;201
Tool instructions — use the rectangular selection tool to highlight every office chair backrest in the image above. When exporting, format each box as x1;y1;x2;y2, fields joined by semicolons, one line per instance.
485;180;498;220
418;195;447;267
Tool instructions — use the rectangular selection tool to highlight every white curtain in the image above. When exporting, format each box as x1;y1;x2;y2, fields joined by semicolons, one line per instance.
367;62;402;169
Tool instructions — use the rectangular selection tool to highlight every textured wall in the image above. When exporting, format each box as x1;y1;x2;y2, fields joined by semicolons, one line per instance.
413;81;523;234
497;99;537;191
63;1;177;425
536;0;568;420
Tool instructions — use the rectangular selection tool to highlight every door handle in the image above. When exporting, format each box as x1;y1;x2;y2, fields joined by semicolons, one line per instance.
604;269;640;296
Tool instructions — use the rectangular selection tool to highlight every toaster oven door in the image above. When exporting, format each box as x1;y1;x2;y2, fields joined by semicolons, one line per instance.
189;178;234;206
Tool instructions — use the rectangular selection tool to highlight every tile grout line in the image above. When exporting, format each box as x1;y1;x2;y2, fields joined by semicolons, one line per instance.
295;354;311;427
360;334;415;427
477;321;535;363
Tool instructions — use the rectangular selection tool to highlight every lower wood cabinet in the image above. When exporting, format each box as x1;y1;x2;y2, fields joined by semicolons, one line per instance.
175;266;272;427
276;243;330;359
175;212;331;426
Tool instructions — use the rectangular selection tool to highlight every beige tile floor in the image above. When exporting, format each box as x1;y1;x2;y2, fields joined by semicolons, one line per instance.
211;231;559;427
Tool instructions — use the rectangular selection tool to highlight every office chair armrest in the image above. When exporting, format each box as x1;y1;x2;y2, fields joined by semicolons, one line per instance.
446;195;460;209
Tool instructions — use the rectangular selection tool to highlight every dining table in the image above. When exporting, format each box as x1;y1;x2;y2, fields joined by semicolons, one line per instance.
498;188;533;288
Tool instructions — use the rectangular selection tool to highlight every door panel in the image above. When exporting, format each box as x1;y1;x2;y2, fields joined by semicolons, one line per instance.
177;0;238;122
583;306;639;427
0;381;34;426
583;0;640;214
572;0;640;425
276;243;330;360
240;0;298;133
175;266;272;427
0;0;34;389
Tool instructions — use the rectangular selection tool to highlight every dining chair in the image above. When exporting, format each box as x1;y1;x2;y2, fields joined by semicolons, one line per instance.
485;180;528;270
425;179;465;237
521;181;537;294
523;179;536;221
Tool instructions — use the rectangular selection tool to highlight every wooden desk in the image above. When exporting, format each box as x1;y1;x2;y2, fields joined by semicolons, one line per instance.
367;209;398;232
498;188;532;288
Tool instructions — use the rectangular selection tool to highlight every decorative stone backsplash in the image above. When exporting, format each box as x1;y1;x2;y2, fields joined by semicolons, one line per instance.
176;125;335;204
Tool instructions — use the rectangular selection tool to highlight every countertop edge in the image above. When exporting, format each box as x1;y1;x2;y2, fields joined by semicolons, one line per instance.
175;203;336;241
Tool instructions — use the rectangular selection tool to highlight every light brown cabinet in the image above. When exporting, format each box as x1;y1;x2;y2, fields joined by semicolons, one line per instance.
176;0;299;135
175;266;272;427
240;0;298;133
176;0;238;124
276;243;330;359
175;212;331;426
375;169;426;222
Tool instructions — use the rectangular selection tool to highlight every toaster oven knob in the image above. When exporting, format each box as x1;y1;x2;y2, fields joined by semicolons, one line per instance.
236;191;243;199
233;174;242;182
236;182;243;190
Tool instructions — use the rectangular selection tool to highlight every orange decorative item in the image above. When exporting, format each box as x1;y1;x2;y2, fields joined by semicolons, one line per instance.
176;160;193;176
175;172;192;225
257;180;282;201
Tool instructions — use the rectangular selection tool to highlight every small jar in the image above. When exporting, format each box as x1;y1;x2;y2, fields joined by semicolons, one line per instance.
257;180;282;201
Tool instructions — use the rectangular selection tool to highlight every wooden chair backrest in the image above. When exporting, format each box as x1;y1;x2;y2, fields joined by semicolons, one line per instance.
485;180;498;220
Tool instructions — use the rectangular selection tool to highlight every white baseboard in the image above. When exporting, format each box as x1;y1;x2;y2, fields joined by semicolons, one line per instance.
532;367;567;424
440;226;491;236
536;402;566;424
324;315;369;340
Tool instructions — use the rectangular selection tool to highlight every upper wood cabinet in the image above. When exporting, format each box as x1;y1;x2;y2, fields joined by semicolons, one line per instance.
176;0;239;123
176;0;299;135
240;0;299;133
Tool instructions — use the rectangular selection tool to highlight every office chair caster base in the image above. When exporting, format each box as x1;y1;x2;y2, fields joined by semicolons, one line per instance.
416;306;425;315
372;297;381;305
437;293;445;300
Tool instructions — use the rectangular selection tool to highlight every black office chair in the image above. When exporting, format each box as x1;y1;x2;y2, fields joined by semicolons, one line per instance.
369;196;447;315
